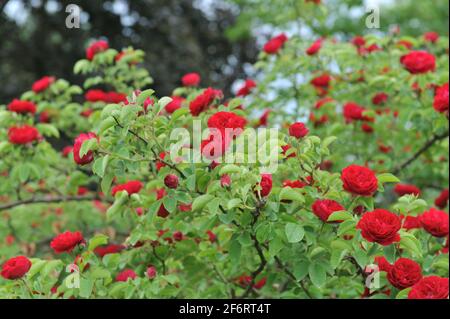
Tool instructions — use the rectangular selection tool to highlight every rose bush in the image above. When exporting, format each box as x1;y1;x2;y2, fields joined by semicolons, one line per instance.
0;1;448;300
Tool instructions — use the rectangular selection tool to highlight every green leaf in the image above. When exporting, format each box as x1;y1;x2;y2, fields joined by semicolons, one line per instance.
308;262;327;288
327;210;353;222
219;164;242;176
229;237;241;264
377;173;400;184
192;194;214;212
79;138;98;157
79;278;94;298
285;223;305;243
293;260;310;281
279;187;305;203
399;232;422;257
137;89;155;105
88;234;109;251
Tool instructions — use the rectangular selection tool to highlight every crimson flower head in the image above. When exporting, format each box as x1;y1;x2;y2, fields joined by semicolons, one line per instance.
182;73;201;87
408;276;449;299
236;79;257;97
86;40;109;61
263;34;288;54
111;180;143;196
310;73;332;89
115;269;137;282
73;132;97;165
372;92;389;105
394;184;421;197
220;174;231;188
357;209;401;246
50;231;85;254
435;189;449;209
351;36;366;48
94;244;125;257
164;174;179;189
85;89;108;102
306;39;322;55
312;199;345;223
165;96;185;114
1;256;32;280
207;230;217;243
190;87;223;116
419;208;449;238
289;122;309;139
341;164;378;197
343;102;367;122
433;82;449;114
207;111;247;138
146;266;157;279
387;258;422;290
424;32;439;43
62;146;73;158
8;126;40;145
32;76;55;93
8;99;37;114
257;174;273;197
400;51;436;74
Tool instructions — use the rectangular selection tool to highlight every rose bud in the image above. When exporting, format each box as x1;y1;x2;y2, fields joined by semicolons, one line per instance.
164;174;179;189
146;266;157;279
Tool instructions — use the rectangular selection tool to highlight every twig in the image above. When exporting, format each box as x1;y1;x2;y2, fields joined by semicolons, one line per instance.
0;195;107;212
272;255;313;299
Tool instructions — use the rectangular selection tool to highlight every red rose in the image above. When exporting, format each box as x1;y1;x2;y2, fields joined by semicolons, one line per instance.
257;174;273;197
310;73;331;89
402;216;422;230
156;188;170;218
357;209;401;245
433;83;449;113
182;73;201;87
94;244;125;257
311;199;345;223
73;132;97;165
254;277;267;290
8;99;37;115
111;180;143;196
351;36;366;48
146;266;157;279
408;276;449;299
419;208;449;238
32;76;55;93
50;231;85;254
374;256;392;272
62;146;73;157
1;256;32;280
343;102;366;122
86;40;109;61
400;51;436;74
258;109;271;127
341;164;378;196
8;126;40;145
263;34;288;54
424;32;439;43
394;184;421;197
387;258;422;290
283;180;307;189
236;79;257;97
306;39;322;55
106;92;127;104
289;122;309;139
189;87;223;116
207;111;247;137
220;174;231;187
173;231;184;242
361;123;374;133
115;269;137;282
435;189;449;209
85;89;108;102
165;96;185;114
164;174;179;189
372;92;389;105
206;230;217;243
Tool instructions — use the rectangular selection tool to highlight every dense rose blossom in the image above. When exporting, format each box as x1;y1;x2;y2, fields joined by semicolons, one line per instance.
86;40;109;61
387;258;422;289
1;256;32;280
408;276;449;299
435;189;449;209
283;180;308;189
201;133;230;159
39;111;51;123
289;122;309;139
146;266;157;279
111;180;143;196
263;34;288;54
357;209;401;245
312;199;345;223
73;132;97;165
424;32;439;43
8;99;37;114
85;89;107;102
281;144;296;158
310;73;331;89
433;82;449;113
394;184;421;197
372;92;389;105
306;39;322;55
236;79;257;97
8;126;40;145
361;123;374;133
190;88;223;116
374;256;392;272
258;174;273;197
341;164;378;197
165;96;185;114
164;174;179;189
115;269;137;282
402;216;422;230
32;76;55;93
419;208;449;238
207;111;247;136
173;231;184;242
181;73;201;87
107;92;127;104
50;231;84;254
343;102;366;122
351;36;366;47
400;51;436;74
94;244;125;257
